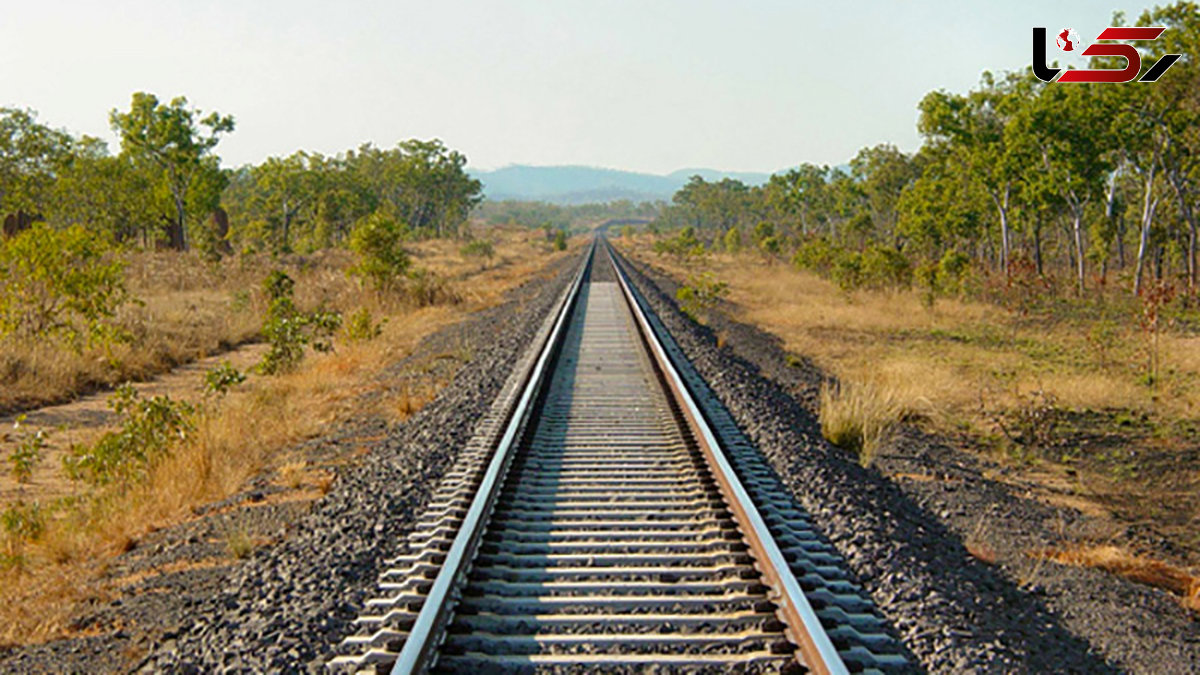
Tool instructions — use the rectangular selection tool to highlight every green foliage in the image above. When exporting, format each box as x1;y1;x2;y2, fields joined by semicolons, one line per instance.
553;229;568;251
344;307;385;342
1;501;44;540
653;226;706;261
676;272;728;323
459;238;495;260
620;224;635;239
0;222;132;348
753;221;775;244
7;414;46;484
258;271;343;375
63;384;195;486
349;212;412;293
860;246;912;291
109;92;234;250
791;237;839;273
204;361;246;396
723;226;742;253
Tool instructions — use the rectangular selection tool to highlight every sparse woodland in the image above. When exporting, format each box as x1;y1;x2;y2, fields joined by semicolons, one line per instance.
625;1;1200;609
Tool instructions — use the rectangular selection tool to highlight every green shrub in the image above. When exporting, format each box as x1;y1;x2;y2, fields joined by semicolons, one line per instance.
460;238;495;260
7;414;46;483
553;229;568;251
258;271;343;375
753;221;775;245
349;212;412;293
831;251;864;292
861;245;912;291
204;361;246;396
63;385;195;486
1;501;45;563
759;235;782;256
0;222;132;348
621;224;635;240
653;226;706;261
723;226;742;253
792;237;839;273
344;307;385;342
937;250;971;294
676;272;728;323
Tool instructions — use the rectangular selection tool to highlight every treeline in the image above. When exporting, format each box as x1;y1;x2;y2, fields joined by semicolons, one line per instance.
477;199;660;231
656;2;1200;300
0;92;482;256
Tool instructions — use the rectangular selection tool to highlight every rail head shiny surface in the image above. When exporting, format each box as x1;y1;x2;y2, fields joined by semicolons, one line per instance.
390;241;594;675
606;239;849;675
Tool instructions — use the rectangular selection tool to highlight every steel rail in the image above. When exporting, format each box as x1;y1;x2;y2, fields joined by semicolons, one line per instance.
607;238;849;675
389;240;594;674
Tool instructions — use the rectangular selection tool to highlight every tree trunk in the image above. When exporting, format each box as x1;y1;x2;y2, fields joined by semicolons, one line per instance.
1034;220;1044;275
1133;168;1157;296
1072;212;1085;294
1166;173;1197;296
171;196;188;251
989;187;1011;274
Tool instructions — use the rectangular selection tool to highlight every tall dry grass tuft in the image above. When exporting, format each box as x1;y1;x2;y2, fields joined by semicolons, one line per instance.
818;379;905;466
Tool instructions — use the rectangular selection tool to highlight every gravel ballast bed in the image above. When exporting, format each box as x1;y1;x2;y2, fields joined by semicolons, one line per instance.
620;252;1200;674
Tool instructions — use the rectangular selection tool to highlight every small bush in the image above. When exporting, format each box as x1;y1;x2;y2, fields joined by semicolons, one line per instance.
1;501;45;565
676;272;728;323
63;384;196;486
792;237;839;273
258;271;343;375
861;245;912;291
344;307;385;342
831;251;864;292
553;229;568;251
204;361;246;396
723;226;742;253
653;226;706;261
349;212;412;293
7;414;47;483
0;222;133;348
460;238;495;260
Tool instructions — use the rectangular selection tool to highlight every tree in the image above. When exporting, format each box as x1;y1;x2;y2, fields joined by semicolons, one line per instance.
349;212;412;292
917;72;1029;272
110;93;234;250
0;108;73;216
0;222;131;347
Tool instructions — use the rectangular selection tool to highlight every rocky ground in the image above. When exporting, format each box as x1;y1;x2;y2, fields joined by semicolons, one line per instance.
4;242;1198;674
621;252;1200;674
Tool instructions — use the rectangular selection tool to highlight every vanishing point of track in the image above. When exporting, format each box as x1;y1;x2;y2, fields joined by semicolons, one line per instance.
331;239;908;673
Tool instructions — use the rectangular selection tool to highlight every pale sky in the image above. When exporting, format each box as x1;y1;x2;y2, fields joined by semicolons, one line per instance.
0;1;1155;174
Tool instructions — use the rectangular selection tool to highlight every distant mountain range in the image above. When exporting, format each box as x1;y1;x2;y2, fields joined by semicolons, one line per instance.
469;165;775;204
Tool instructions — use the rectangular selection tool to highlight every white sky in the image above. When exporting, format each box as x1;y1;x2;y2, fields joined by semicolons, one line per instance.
0;1;1153;173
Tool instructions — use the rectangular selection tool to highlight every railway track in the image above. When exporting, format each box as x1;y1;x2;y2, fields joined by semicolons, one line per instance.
330;240;909;673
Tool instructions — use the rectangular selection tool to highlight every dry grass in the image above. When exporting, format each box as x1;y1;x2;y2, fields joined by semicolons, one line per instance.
1039;544;1200;612
0;225;578;648
0;250;363;415
620;235;1200;578
818;379;906;466
621;238;1200;434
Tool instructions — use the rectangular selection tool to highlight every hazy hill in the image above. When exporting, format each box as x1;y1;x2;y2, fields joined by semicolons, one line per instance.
471;165;773;204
